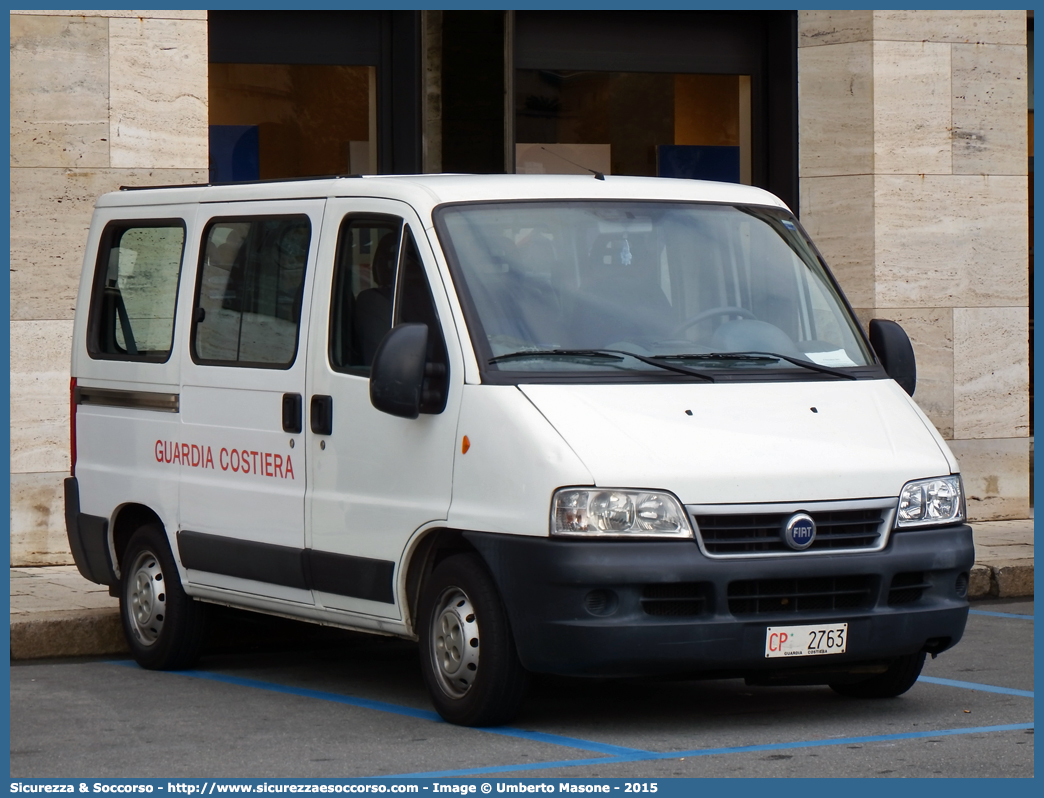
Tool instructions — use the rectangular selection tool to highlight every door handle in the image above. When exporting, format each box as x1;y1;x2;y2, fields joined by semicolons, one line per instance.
310;395;333;435
282;393;302;433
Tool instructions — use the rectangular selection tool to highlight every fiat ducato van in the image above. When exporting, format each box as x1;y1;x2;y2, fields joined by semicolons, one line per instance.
65;174;973;726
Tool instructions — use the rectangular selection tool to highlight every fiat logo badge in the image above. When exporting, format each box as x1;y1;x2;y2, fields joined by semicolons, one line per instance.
783;513;816;550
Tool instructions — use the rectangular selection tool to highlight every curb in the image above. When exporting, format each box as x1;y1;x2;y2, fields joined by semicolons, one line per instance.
969;562;1034;599
10;608;128;660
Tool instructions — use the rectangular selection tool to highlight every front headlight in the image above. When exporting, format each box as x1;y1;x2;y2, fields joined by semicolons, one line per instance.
896;475;965;528
551;488;693;539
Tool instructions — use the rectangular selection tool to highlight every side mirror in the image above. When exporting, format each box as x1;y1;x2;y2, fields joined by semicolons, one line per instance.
370;323;428;418
869;319;916;396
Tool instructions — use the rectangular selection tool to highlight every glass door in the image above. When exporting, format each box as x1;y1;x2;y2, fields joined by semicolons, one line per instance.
515;69;751;182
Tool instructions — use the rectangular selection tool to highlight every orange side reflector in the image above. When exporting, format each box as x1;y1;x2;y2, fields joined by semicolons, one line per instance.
461;435;471;454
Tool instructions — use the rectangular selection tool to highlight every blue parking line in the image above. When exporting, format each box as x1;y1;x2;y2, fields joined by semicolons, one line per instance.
111;659;1034;777
114;661;640;756
382;722;1035;778
968;609;1034;620
918;675;1034;698
113;661;442;722
480;728;647;756
181;669;450;720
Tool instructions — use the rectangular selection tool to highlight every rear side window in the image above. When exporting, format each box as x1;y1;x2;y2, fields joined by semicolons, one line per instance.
87;220;186;362
192;215;311;368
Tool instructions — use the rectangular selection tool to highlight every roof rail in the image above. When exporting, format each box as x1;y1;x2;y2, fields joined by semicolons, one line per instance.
119;174;365;191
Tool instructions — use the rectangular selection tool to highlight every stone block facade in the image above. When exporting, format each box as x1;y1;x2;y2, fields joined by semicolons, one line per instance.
8;10;1031;565
9;10;208;565
798;10;1030;522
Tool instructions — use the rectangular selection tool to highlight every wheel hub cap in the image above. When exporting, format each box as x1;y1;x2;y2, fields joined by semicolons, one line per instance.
127;551;166;646
431;588;480;698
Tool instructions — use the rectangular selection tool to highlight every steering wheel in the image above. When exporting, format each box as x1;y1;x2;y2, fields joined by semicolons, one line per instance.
670;306;757;338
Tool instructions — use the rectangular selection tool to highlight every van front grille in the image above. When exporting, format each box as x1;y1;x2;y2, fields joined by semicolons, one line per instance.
640;583;708;617
888;572;930;605
727;575;875;616
691;502;892;557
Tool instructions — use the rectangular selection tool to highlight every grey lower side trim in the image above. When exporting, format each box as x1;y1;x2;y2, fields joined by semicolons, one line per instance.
64;477;118;586
178;530;307;590
75;386;179;412
308;549;395;604
176;530;395;604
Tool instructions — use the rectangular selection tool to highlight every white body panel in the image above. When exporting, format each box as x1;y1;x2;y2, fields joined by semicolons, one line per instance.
69;174;962;643
446;385;594;536
303;198;462;618
517;379;953;505
70;201;198;570
177;199;324;603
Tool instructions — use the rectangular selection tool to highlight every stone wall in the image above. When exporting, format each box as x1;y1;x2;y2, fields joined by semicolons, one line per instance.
9;10;209;565
8;10;1031;566
797;10;1030;521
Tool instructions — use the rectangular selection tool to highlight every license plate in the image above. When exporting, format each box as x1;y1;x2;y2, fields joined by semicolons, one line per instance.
765;623;848;658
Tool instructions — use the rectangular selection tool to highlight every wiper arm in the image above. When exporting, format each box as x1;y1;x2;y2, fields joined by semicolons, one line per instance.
660;351;857;380
489;348;715;382
489;348;625;364
660;353;777;362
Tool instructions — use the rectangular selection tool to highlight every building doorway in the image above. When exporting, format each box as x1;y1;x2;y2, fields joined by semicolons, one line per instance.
209;64;376;181
515;71;752;183
510;11;796;209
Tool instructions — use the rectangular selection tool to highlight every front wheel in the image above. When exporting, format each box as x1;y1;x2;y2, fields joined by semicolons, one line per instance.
418;553;528;726
829;651;926;699
120;523;209;670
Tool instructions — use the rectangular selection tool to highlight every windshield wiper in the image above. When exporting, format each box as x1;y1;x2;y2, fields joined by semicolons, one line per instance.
490;349;624;363
659;351;858;380
489;348;716;382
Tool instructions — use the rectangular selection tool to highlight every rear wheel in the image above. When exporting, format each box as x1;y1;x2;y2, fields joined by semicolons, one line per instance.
418;553;528;726
829;651;926;698
120;523;208;670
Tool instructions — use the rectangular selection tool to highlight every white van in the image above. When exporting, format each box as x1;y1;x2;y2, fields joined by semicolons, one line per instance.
66;174;972;726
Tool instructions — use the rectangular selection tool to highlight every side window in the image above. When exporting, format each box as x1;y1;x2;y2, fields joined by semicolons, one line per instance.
328;216;402;373
395;230;448;351
328;219;449;412
193;215;311;368
88;220;185;362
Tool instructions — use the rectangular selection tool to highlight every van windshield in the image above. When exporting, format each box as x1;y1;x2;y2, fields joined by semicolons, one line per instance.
435;201;874;378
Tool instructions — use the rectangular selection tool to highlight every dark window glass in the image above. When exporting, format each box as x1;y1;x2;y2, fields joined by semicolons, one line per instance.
436;201;871;376
394;230;450;413
329;216;402;373
88;221;185;362
395;232;448;358
329;220;449;412
193;215;310;367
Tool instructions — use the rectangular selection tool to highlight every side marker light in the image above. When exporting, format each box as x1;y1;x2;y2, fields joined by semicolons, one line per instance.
461;435;470;454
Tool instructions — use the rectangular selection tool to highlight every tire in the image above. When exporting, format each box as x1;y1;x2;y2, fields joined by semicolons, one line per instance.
829;651;926;699
418;553;528;726
120;523;209;670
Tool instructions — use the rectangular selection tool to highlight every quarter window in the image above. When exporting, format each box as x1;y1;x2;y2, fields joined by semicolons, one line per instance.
88;220;185;362
193;215;311;367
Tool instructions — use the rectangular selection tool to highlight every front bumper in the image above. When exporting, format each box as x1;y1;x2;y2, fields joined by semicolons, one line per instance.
464;525;973;677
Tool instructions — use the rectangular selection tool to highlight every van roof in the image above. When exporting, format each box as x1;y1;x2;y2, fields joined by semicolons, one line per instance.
97;173;789;215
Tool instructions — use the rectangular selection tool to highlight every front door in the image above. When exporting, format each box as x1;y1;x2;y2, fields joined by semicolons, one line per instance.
304;199;462;620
